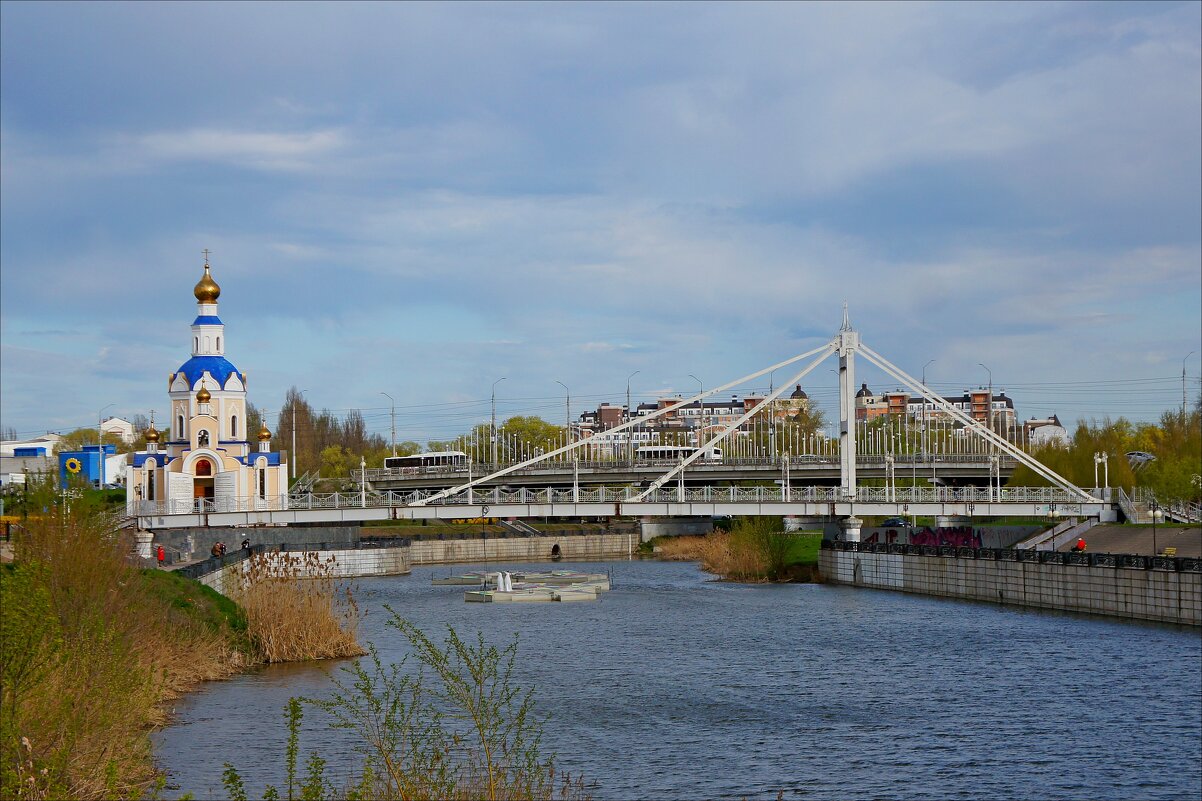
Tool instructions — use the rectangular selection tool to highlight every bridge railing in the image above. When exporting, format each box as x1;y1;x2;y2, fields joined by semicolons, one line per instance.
133;484;1102;517
360;452;1021;482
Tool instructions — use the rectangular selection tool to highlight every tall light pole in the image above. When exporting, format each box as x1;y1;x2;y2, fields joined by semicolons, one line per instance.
689;374;703;446
491;377;506;466
626;370;640;464
921;360;935;485
291;389;308;480
380;392;396;457
1184;352;1195;416
98;403;114;488
555;380;571;447
978;363;992;433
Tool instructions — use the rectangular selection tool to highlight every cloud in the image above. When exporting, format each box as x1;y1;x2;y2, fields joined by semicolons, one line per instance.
130;127;345;171
1;2;1198;436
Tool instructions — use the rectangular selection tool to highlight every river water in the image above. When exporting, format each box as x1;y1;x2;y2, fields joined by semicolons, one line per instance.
155;560;1202;800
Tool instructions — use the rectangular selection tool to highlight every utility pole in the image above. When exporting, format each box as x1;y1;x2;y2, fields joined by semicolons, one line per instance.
1185;352;1194;416
555;381;571;446
98;403;114;488
491;378;506;466
291;389;308;480
380;392;396;457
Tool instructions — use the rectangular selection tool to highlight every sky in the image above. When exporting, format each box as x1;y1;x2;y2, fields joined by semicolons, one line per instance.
2;1;1200;445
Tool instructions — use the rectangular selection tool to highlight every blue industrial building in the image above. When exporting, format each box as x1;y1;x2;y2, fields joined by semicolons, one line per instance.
58;444;117;488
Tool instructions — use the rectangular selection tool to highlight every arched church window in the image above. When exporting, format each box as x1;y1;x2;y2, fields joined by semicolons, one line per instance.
194;337;198;352
231;415;238;438
258;469;266;499
146;472;155;501
196;458;212;476
198;430;210;447
178;415;184;438
217;336;221;351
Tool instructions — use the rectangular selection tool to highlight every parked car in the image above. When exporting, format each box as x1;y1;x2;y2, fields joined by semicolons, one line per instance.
881;517;911;528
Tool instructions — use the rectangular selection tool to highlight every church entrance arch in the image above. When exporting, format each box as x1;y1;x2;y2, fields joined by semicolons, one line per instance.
193;458;215;501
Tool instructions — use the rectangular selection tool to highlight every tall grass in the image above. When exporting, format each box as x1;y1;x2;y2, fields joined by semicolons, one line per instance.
223;610;591;801
232;551;365;663
0;499;248;800
654;518;807;581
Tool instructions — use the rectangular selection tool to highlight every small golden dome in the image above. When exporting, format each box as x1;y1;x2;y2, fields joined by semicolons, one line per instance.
196;386;211;403
194;262;221;303
257;423;272;442
145;427;160;443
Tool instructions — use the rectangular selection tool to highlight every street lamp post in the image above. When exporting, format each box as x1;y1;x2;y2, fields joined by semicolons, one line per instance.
688;374;703;448
98;403;114;488
626;370;640;465
491;378;506;467
380;392;396;457
291;389;308;480
922;361;935;488
1151;499;1159;556
978;363;993;433
555;381;571;449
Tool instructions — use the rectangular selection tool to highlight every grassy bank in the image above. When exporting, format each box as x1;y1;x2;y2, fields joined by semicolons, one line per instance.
0;497;365;799
0;503;251;799
652;519;822;582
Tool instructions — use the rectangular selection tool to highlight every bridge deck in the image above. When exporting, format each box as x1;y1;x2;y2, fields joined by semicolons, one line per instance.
136;485;1106;529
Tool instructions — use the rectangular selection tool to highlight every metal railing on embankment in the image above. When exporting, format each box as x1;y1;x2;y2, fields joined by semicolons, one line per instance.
820;539;1202;573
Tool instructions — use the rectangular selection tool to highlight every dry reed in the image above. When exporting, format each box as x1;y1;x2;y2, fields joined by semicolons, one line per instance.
655;531;768;580
232;550;365;663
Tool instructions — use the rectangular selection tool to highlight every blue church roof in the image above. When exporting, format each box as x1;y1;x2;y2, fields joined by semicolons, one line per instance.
241;452;281;466
192;315;223;326
175;355;242;389
132;453;176;468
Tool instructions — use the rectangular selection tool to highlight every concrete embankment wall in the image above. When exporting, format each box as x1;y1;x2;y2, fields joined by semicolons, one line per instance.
184;533;633;591
153;525;361;564
406;532;636;565
191;545;411;596
819;547;1201;626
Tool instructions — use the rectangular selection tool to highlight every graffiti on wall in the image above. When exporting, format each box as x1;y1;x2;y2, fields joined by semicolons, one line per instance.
862;526;983;548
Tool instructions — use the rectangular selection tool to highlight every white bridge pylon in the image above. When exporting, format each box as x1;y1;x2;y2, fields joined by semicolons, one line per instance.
412;309;1096;508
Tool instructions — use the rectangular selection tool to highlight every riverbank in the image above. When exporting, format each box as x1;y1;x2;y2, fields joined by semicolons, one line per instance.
0;509;251;799
0;507;365;800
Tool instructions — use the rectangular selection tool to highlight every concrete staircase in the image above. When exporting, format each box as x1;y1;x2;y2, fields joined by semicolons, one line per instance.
499;519;541;536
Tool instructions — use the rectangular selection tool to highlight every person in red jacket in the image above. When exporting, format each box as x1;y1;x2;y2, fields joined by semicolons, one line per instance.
1071;538;1087;552
156;544;166;564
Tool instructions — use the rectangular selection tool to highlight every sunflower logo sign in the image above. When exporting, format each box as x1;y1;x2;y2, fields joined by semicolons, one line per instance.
65;457;83;474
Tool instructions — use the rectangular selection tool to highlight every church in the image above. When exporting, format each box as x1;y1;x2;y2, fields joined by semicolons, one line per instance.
126;258;289;513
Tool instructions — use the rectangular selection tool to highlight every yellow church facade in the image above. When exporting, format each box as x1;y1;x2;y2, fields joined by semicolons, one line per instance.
126;260;289;514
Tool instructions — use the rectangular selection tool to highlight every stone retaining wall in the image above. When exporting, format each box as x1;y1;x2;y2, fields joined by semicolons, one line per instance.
407;532;636;565
819;547;1201;626
194;545;410;595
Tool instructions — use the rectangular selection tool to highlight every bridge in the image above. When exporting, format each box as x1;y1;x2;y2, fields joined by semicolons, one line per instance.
135;307;1112;537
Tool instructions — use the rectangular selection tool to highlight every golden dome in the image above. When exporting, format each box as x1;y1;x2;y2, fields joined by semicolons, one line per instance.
257;422;272;442
145;426;160;443
196;386;212;403
194;262;221;303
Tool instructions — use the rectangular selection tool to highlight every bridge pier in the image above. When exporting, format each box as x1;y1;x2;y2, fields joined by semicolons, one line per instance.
840;515;863;543
936;515;972;530
785;515;826;532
